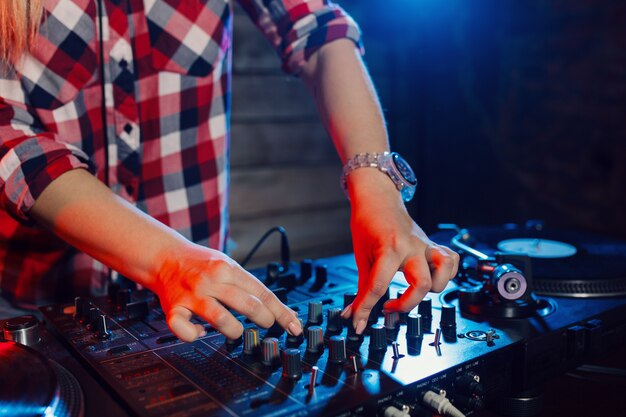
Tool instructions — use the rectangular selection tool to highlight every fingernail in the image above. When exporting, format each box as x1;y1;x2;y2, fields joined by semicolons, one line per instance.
287;321;302;336
199;329;207;337
355;319;367;335
340;305;352;318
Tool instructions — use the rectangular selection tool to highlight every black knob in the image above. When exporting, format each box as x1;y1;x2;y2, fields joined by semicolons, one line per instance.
73;297;84;321
418;297;432;333
116;289;132;309
343;293;357;309
299;259;313;284
407;313;423;339
286;319;304;347
306;326;324;353
261;337;280;366
309;265;328;292
384;311;399;330
440;304;456;329
396;291;408;324
278;272;297;290
79;299;92;324
282;348;302;379
329;335;347;363
94;315;111;340
307;301;323;326
370;288;389;323
87;307;101;331
243;328;260;355
369;324;387;352
418;297;432;319
327;308;343;333
265;262;281;285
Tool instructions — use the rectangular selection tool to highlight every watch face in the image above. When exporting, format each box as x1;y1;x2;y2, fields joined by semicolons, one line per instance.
392;153;417;186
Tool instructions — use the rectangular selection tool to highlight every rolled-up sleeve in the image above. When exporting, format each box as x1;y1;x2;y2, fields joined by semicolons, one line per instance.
0;78;93;224
237;0;363;74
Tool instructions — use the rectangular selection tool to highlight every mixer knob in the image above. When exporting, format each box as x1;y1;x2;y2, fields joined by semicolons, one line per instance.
396;291;408;323
261;337;280;366
369;324;387;352
327;308;343;333
2;315;40;346
328;335;347;363
243;328;260;355
265;262;282;285
384;311;399;330
282;348;302;379
286;319;304;347
87;307;101;331
306;326;324;353
407;313;423;339
73;297;84;321
299;259;313;284
116;289;132;309
94;315;112;340
79;299;92;324
343;292;357;309
370;288;390;323
418;297;433;333
307;301;323;326
440;304;457;329
309;265;328;292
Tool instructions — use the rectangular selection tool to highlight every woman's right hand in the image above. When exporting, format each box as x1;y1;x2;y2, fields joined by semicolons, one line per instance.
152;243;302;342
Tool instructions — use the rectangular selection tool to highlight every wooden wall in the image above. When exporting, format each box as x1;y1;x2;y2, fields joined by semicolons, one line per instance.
229;4;351;267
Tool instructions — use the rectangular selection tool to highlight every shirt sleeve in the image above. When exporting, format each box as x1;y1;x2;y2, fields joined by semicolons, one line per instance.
0;74;93;224
236;0;364;75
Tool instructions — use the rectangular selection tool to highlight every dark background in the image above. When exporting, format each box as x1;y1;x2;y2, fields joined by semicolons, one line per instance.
341;0;626;238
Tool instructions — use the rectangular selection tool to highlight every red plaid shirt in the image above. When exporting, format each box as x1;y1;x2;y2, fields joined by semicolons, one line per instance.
0;0;361;307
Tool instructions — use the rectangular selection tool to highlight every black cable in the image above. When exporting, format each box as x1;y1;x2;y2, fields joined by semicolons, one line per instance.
240;226;290;270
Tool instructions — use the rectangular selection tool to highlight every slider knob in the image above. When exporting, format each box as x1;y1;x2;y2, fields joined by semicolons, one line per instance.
309;265;328;291
243;328;260;355
306;326;324;353
369;324;387;352
328;335;347;363
94;315;111;340
440;304;456;329
307;301;323;326
327;307;343;333
407;313;423;339
261;337;280;366
282;348;302;379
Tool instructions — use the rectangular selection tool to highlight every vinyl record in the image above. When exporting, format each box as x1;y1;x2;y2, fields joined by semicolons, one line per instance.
0;341;83;417
432;225;626;297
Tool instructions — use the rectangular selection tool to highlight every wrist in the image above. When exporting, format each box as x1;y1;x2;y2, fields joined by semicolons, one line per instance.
347;168;403;205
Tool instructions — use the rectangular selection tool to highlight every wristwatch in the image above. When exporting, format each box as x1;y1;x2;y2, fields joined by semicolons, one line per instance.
341;152;417;202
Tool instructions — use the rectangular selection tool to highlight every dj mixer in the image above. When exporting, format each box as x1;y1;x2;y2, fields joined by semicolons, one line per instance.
2;225;626;417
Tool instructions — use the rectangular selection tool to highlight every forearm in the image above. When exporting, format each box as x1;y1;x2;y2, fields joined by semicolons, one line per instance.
301;39;401;202
30;169;185;288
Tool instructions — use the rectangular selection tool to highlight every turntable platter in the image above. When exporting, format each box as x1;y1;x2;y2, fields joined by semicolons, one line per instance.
497;238;577;259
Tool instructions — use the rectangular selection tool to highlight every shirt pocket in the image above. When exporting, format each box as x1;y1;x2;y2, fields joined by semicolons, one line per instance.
144;0;231;76
19;0;98;110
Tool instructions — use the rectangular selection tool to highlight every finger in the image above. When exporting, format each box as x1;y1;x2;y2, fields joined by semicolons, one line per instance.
231;269;301;336
167;305;205;342
440;246;460;279
193;297;244;340
425;244;456;293
215;283;275;329
351;254;400;334
384;256;432;313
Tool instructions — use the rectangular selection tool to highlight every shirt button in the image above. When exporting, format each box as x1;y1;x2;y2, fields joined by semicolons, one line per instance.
119;59;128;69
125;184;134;195
123;123;133;134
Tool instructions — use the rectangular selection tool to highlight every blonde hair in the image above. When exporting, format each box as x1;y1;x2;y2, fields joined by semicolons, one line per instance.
0;0;43;67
